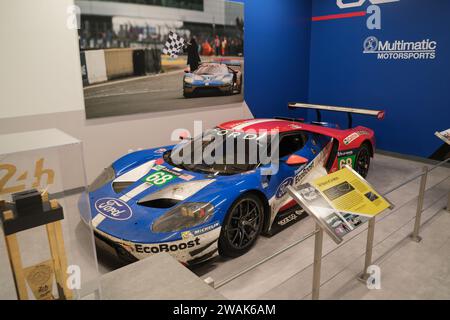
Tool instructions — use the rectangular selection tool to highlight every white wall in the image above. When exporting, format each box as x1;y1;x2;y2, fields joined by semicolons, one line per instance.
76;0;228;25
0;0;253;183
0;0;85;119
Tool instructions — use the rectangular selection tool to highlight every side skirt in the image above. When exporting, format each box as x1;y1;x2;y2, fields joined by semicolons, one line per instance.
263;205;308;238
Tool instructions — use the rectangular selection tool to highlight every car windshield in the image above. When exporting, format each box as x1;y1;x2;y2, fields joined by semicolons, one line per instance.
195;64;228;75
164;128;272;175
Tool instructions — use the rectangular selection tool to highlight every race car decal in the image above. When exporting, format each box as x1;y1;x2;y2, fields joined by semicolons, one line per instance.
92;182;153;228
135;238;201;254
179;174;195;181
95;198;133;221
276;177;295;199
95;225;221;263
146;164;195;182
337;149;357;169
343;131;370;145
182;221;220;239
142;170;177;186
268;141;332;228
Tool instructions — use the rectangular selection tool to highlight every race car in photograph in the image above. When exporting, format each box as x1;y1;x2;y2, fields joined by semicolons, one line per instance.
183;60;242;98
84;104;384;265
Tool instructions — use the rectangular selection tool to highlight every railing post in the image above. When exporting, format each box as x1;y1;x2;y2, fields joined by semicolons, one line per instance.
358;217;376;282
312;224;323;300
204;277;215;288
410;166;428;242
447;190;450;213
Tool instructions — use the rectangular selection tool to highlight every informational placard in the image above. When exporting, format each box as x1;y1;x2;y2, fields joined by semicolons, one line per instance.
435;129;450;145
288;166;393;244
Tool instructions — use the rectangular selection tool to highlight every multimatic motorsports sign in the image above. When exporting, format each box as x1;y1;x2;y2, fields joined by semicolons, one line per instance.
363;36;438;60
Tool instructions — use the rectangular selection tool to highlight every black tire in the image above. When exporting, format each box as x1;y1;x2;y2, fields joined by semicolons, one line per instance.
225;86;234;96
355;143;371;178
237;75;243;94
183;91;193;98
219;193;264;258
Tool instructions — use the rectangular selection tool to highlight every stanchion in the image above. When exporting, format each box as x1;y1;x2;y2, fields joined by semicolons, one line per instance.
311;224;323;300
410;166;428;242
446;190;450;213
358;217;375;282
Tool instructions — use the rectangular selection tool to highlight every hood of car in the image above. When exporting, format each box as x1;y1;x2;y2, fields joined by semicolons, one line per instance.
89;153;257;243
189;73;231;82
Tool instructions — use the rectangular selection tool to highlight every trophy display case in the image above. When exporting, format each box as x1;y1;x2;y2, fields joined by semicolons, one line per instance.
0;129;100;300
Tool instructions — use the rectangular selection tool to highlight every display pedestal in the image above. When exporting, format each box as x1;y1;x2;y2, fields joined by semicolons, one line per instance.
100;253;225;300
1;195;71;300
0;129;99;300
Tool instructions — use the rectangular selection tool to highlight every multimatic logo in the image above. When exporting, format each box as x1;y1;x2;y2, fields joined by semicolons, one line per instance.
363;36;437;60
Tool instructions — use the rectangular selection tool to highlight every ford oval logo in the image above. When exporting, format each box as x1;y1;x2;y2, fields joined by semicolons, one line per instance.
95;198;132;221
276;177;294;199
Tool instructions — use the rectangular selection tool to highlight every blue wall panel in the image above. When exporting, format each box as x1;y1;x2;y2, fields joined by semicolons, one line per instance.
244;0;312;120
308;0;450;157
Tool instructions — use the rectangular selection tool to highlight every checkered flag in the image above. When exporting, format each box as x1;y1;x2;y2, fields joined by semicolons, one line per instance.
162;32;186;58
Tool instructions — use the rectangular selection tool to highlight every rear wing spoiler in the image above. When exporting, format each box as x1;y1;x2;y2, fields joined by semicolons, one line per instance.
288;103;385;128
213;59;242;67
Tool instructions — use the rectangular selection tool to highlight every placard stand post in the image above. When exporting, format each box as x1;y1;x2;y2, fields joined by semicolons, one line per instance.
357;217;375;283
447;190;450;213
311;224;323;300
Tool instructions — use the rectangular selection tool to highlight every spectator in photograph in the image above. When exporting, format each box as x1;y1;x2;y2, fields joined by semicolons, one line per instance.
202;39;213;56
214;35;221;56
221;37;228;56
106;29;113;48
229;39;236;56
187;37;201;72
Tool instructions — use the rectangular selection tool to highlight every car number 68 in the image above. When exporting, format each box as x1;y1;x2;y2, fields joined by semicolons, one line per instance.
339;157;353;169
145;171;175;185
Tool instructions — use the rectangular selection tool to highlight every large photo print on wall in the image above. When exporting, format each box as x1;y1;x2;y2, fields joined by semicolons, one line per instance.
79;0;244;119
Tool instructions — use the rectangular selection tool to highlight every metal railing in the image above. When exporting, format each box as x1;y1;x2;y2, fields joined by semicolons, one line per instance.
211;157;450;292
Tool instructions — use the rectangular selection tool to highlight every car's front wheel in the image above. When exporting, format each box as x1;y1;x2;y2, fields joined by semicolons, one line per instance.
355;143;371;178
219;194;264;258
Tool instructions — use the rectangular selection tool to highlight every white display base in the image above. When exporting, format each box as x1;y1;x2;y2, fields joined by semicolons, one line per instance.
100;253;225;300
0;129;80;155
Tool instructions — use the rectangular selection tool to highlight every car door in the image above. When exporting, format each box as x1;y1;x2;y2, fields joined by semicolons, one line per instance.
267;131;309;215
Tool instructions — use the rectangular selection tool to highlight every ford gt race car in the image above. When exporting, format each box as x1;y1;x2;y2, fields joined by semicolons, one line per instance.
183;60;242;98
85;104;384;265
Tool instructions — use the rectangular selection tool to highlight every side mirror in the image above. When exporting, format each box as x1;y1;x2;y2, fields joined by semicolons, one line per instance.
286;155;308;166
179;131;192;141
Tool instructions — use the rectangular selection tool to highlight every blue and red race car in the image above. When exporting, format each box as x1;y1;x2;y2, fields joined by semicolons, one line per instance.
85;104;384;265
183;60;242;98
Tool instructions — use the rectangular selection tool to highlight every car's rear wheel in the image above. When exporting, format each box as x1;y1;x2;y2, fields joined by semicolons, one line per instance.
183;91;193;98
219;194;264;258
355;143;371;178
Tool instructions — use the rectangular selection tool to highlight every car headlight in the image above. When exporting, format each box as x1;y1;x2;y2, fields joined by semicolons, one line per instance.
184;76;194;84
88;166;115;192
216;74;233;83
152;202;214;233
